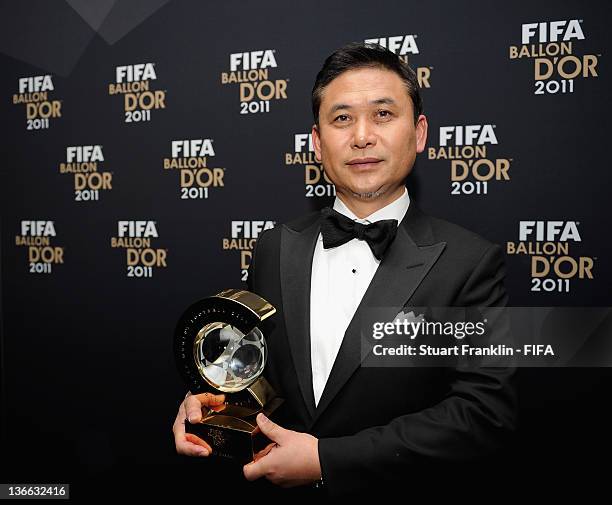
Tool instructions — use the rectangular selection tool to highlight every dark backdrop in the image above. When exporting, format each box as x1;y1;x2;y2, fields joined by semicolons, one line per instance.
1;0;611;498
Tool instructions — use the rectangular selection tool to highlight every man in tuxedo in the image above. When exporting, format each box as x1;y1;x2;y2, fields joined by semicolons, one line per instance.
173;42;517;495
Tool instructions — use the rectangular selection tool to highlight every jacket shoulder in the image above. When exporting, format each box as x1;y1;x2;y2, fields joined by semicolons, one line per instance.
282;210;321;232
430;214;494;247
424;212;500;266
259;210;320;241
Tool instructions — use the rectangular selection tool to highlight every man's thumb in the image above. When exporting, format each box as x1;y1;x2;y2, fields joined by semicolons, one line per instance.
256;413;284;443
209;393;226;405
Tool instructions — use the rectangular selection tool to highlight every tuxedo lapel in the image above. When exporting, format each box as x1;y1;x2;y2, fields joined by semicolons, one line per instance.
309;204;446;427
279;215;320;419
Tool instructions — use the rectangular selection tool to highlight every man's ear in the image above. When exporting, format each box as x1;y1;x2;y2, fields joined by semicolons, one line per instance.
415;114;428;154
311;123;322;162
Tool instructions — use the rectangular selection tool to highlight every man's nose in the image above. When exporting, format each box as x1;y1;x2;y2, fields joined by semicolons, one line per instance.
352;118;377;149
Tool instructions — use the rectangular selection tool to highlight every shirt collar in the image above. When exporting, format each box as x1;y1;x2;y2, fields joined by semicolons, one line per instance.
332;187;410;225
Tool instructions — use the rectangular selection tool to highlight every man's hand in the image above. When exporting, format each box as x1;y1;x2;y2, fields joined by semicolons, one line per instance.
243;413;322;488
172;391;225;457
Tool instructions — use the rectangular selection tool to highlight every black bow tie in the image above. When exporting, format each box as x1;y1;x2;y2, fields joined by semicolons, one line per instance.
320;207;398;260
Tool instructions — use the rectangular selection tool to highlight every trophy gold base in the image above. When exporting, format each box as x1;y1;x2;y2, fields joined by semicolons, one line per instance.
186;396;283;464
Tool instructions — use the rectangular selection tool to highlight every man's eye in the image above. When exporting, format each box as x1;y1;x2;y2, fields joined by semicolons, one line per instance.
377;110;392;118
334;114;350;122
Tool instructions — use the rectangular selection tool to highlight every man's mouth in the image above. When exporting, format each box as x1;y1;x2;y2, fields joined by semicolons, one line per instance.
346;157;383;169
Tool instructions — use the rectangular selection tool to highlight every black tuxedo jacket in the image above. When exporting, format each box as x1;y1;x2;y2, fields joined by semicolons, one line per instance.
246;202;517;496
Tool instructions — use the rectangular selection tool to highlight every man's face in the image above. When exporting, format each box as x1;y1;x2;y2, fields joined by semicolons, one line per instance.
312;67;427;201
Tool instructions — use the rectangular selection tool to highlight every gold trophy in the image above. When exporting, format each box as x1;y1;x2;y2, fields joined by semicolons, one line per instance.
174;289;283;463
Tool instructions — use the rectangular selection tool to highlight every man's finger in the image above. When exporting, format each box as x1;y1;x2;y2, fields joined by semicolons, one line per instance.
193;392;226;406
256;413;286;444
243;457;267;481
176;437;211;457
172;400;187;436
184;396;205;424
184;393;225;424
173;405;212;456
185;433;212;453
253;442;276;462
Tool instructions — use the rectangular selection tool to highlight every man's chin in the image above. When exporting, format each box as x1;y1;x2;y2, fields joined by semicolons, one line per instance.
348;186;387;200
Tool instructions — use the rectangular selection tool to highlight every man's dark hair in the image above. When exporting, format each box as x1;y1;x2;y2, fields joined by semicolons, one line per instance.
311;42;423;126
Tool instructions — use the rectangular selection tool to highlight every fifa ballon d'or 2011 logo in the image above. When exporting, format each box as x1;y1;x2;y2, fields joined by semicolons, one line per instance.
509;19;600;95
221;49;288;115
13;75;62;131
108;63;167;123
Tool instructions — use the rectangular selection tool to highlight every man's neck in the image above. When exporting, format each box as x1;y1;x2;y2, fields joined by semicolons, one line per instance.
336;185;406;219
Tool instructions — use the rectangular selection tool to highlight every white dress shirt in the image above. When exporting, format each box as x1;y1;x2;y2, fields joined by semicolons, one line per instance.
310;188;410;406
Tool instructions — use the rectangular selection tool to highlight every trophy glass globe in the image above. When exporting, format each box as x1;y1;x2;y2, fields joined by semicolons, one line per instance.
193;322;267;393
